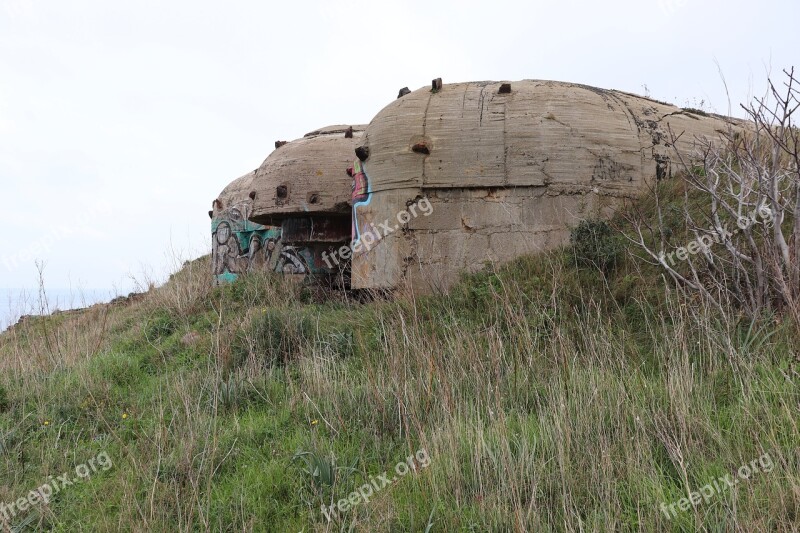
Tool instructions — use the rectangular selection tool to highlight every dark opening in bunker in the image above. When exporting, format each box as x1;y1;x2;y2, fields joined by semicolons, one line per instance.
276;185;289;203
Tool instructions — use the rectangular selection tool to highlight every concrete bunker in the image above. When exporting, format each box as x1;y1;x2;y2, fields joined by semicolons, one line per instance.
349;79;746;292
211;80;746;293
211;125;365;283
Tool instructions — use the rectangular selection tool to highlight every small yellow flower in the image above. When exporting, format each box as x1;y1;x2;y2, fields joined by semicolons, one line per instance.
311;419;319;426
43;420;51;427
122;413;129;420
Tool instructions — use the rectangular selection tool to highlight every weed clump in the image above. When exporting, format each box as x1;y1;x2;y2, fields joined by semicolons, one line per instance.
569;219;623;274
0;384;9;413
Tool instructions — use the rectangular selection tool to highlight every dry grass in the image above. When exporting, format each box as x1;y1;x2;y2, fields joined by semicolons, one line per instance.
0;248;798;531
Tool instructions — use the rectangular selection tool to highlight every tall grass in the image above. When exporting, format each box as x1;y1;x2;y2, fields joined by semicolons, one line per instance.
0;242;797;531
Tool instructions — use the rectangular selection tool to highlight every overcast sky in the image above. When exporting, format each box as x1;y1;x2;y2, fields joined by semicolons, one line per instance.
0;0;796;295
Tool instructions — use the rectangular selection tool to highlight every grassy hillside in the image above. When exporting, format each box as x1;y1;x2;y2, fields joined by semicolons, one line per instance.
0;203;798;531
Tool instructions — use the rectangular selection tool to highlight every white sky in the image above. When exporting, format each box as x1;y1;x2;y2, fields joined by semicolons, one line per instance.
0;0;796;294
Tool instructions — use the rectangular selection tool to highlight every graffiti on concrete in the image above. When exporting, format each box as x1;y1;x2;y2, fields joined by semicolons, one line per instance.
348;159;375;244
211;201;310;284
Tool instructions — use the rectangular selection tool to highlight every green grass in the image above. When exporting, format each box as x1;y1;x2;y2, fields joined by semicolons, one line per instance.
0;214;798;531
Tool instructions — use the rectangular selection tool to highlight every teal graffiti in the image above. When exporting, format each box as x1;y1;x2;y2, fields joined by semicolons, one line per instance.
211;202;330;284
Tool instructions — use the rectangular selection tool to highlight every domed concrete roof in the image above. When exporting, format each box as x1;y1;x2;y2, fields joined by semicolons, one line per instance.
248;125;367;226
357;79;744;195
349;79;748;291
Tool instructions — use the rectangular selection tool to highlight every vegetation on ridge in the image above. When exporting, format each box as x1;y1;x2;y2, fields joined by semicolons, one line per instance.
3;73;800;529
1;201;798;531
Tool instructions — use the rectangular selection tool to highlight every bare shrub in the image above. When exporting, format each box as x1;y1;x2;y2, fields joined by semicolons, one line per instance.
626;68;800;320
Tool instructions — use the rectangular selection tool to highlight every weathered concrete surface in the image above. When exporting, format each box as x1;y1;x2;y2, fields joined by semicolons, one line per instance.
211;172;301;284
352;80;747;292
249;125;366;225
211;124;365;283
